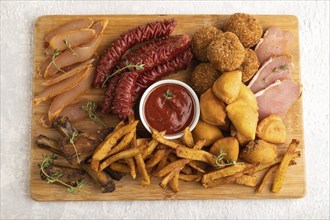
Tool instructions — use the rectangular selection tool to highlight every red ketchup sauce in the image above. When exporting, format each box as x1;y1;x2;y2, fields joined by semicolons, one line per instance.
144;84;195;135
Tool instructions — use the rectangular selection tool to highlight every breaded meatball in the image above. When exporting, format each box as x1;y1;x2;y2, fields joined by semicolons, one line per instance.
192;26;223;62
225;13;263;48
207;32;245;72
191;63;220;96
238;48;260;83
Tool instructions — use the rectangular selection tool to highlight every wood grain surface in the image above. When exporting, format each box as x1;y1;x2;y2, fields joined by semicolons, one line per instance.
30;15;305;201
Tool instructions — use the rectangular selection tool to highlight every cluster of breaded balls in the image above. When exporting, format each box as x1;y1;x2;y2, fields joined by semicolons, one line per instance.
191;13;262;95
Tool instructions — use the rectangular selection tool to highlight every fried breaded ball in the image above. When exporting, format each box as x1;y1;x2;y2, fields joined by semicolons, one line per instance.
207;32;245;72
192;26;223;62
238;48;260;83
191;63;220;96
225;13;263;48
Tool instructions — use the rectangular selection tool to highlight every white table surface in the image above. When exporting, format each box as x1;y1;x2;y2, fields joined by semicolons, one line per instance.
1;0;329;219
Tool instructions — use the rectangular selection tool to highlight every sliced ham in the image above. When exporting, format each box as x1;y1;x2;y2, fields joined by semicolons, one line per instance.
255;26;293;64
248;55;293;93
255;79;301;121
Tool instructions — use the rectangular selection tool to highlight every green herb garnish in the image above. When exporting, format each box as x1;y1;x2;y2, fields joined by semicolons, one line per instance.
102;62;145;88
214;149;241;169
39;154;86;194
80;100;107;128
69;129;81;164
51;49;66;73
63;39;78;57
163;89;174;101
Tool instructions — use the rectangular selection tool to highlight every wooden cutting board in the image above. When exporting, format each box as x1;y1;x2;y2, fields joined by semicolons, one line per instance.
30;15;305;201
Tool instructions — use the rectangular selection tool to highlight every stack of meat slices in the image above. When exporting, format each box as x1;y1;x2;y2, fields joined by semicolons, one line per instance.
248;26;301;121
94;19;193;120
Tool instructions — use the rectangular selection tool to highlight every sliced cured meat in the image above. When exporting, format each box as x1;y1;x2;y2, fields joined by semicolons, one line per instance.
255;26;293;64
117;35;191;72
45;18;94;42
94;19;176;88
255;79;301;121
248;55;293;93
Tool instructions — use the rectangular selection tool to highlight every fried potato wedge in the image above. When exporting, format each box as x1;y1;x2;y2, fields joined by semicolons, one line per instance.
109;162;131;173
182;127;195;148
125;158;136;179
235;175;257;187
151;129;185;149
154;159;190;177
176;146;216;166
202;164;247;184
105;128;136;157
169;173;180;192
179;174;202;182
145;149;167;169
93;121;139;161
257;114;287;144
272;139;300;193
160;167;182;188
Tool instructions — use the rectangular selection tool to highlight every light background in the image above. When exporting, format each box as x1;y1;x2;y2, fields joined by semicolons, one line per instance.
0;0;329;219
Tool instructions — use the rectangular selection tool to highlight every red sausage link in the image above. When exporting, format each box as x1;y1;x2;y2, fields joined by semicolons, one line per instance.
93;19;176;88
117;35;191;72
133;50;193;103
111;71;139;120
99;74;121;114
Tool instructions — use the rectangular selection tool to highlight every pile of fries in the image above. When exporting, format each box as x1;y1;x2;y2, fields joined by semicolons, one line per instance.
90;119;301;193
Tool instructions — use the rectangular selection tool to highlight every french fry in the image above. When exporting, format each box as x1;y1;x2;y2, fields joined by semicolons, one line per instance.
202;164;247;184
193;139;207;150
176;146;216;166
137;138;150;147
153;152;170;174
204;165;255;188
169;172;180;192
93;121;139;161
182;127;194;148
114;121;125;130
235;175;257;187
99;144;146;171
125;158;136;179
179;174;202;182
188;161;206;173
142;135;164;159
145;149;166;169
255;151;301;172
105;128;136;157
90;159;100;171
154;159;190;177
151;128;185;149
168;154;192;175
135;154;150;186
272;139;300;193
109;162;131;173
159;167;182;188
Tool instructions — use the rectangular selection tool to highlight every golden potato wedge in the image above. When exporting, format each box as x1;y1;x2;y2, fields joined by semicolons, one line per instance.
226;100;258;140
151;129;185;149
235;175;257;187
200;89;227;126
176;146;216;166
240;139;278;164
154;159;190;177
212;70;242;104
179;174;202;182
109;162;131;173
257;114;287;144
169;173;180;192
182;127;195;148
201;164;247;184
192;120;223;146
272;139;300;193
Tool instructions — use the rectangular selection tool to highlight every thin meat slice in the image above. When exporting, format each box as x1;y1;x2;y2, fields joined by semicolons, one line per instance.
48;67;95;121
255;79;301;121
45;18;94;42
255;26;293;64
94;19;176;88
44;19;108;78
34;67;91;105
133;49;193;102
46;29;96;55
248;55;293;93
117;35;191;72
111;71;139;120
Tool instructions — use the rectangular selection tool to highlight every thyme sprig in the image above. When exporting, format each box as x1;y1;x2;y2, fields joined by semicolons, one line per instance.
63;39;78;57
39;154;86;194
102;61;145;88
80;100;107;128
263;64;287;83
51;49;66;73
163;89;174;101
69;129;81;164
214;149;241;169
